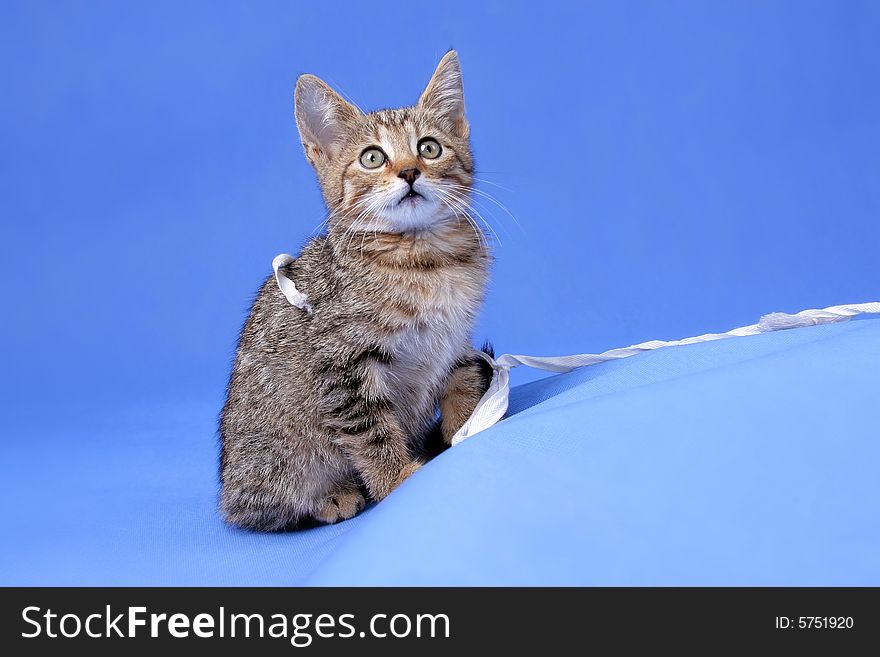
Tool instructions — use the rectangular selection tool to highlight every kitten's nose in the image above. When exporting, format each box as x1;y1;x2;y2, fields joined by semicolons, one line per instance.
398;168;421;186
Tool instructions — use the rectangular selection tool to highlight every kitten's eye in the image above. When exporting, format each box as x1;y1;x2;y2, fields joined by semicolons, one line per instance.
418;138;442;160
359;147;386;169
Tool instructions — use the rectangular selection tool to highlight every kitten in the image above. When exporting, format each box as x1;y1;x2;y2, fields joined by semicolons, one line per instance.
219;51;492;531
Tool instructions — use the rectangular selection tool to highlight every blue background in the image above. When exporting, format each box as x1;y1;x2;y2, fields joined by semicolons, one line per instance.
2;0;878;415
1;1;878;585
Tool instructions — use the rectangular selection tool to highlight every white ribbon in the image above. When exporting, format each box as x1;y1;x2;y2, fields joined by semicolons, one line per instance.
270;256;878;446
450;302;880;445
272;254;313;313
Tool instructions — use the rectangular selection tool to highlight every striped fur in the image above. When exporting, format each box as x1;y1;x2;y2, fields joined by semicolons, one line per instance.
219;52;491;530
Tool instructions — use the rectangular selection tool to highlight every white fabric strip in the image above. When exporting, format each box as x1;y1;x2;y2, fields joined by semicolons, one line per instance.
269;258;878;446
272;254;313;313
450;302;880;445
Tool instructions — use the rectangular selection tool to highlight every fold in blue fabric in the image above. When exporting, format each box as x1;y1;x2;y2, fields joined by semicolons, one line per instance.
2;319;878;585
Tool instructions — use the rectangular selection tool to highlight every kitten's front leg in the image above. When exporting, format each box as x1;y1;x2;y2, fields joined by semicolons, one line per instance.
323;373;422;500
439;348;495;444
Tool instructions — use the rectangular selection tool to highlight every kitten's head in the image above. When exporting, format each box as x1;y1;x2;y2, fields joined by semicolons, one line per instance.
294;51;473;235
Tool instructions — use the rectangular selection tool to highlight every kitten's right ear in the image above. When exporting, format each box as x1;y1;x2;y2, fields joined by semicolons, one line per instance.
294;74;360;166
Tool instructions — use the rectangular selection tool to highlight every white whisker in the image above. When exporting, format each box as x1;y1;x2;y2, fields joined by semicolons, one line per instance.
434;189;492;251
443;182;523;234
438;187;503;247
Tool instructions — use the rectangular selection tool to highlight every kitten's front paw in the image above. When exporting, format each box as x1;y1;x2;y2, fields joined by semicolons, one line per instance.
364;459;424;501
313;488;366;524
391;459;423;491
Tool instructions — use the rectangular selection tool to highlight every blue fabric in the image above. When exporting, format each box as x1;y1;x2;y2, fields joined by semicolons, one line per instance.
2;319;878;585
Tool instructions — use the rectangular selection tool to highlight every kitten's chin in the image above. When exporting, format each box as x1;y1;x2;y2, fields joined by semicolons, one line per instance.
381;197;450;233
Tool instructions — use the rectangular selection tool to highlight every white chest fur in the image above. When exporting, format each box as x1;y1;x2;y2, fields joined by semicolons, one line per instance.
377;270;482;428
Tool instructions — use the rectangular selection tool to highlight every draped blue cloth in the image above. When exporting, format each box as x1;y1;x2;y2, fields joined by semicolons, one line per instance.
3;319;878;585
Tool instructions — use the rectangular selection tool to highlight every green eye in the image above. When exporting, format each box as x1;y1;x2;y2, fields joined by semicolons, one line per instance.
359;147;386;169
418;138;442;159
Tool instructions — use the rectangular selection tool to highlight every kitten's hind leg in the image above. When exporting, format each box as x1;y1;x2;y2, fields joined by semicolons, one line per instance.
312;484;367;524
323;362;423;500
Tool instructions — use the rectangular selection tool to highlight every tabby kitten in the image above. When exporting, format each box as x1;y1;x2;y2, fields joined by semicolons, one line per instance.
219;51;492;531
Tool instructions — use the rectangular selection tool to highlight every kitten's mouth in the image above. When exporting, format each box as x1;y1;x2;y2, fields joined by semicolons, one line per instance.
397;189;424;205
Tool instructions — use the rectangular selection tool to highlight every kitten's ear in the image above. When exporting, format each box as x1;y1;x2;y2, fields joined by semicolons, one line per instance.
418;50;468;139
295;74;361;165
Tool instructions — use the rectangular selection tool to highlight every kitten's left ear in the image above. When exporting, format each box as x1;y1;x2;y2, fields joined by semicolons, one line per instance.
418;50;468;139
